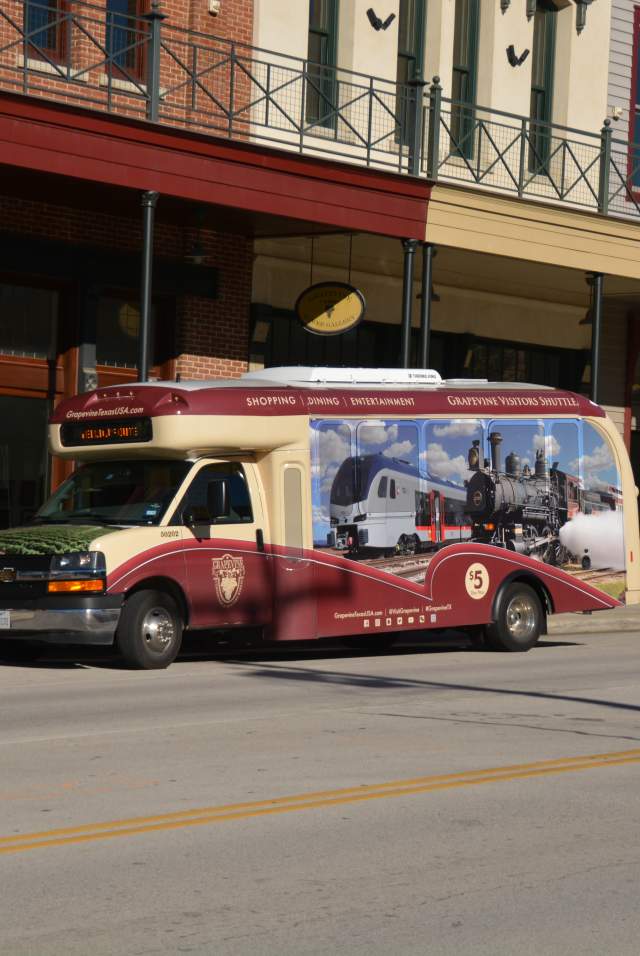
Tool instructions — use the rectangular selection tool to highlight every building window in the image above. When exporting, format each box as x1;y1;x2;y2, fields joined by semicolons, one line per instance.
96;297;152;368
0;396;50;529
451;0;480;159
0;284;58;360
628;7;640;189
24;0;67;62
306;0;339;128
529;0;557;174
106;0;147;82
461;336;583;390
396;0;426;145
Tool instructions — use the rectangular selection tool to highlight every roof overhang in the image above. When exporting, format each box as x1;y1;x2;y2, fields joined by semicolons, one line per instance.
0;92;430;240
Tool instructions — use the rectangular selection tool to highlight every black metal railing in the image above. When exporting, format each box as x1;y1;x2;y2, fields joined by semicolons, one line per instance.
2;1;640;220
424;77;639;218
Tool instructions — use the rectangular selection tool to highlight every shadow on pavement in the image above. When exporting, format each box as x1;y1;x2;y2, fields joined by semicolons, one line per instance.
0;630;581;671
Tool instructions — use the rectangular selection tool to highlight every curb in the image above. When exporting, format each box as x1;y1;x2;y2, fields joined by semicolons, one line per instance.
547;606;640;635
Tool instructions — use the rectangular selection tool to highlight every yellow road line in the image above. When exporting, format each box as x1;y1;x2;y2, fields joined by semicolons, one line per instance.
2;748;639;856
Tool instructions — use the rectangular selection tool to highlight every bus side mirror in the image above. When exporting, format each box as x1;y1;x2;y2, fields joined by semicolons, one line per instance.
183;505;211;527
207;480;230;521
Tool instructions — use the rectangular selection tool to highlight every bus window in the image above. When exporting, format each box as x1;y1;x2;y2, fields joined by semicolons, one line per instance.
422;419;483;489
377;476;388;498
389;478;396;499
488;421;547;487
174;463;253;524
580;422;621;497
548;421;580;514
355;421;419;470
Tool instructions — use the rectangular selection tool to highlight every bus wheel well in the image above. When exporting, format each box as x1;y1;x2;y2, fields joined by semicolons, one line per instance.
125;578;190;629
505;574;554;628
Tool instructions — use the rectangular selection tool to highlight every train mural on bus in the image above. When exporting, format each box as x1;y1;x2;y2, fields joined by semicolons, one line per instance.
311;415;625;594
327;453;471;555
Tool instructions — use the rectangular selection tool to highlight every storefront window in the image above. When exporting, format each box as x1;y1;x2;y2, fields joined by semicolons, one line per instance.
0;284;58;359
96;297;155;368
0;396;50;529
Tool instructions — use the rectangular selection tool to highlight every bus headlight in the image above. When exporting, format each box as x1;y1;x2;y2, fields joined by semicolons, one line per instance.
48;552;106;592
50;552;105;573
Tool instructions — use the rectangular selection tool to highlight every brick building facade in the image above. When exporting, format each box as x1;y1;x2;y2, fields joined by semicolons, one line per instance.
0;0;257;527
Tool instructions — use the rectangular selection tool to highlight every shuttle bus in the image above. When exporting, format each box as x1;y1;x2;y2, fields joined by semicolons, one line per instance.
0;367;637;668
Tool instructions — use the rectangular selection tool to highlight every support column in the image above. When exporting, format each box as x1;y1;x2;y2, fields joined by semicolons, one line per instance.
419;243;435;369
138;190;159;383
588;271;604;404
400;238;418;368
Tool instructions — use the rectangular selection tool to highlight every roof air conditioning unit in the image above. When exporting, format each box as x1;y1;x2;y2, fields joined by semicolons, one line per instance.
241;367;443;386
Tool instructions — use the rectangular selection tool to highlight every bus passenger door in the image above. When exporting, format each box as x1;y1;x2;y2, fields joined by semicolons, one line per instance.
272;462;316;641
177;461;272;632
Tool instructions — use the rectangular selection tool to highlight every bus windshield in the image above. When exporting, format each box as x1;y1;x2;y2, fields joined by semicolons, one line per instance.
32;459;191;527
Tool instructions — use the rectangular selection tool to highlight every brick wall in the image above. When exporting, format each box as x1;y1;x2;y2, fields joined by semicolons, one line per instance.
176;225;253;379
0;193;252;381
0;1;255;133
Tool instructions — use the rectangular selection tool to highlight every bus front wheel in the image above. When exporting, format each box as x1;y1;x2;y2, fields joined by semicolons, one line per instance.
116;589;183;670
484;582;543;652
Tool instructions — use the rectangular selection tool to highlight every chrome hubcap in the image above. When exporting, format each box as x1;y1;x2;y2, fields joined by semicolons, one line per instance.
141;607;176;654
505;596;537;640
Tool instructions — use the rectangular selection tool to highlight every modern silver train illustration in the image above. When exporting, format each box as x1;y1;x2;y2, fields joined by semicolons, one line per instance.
327;454;471;555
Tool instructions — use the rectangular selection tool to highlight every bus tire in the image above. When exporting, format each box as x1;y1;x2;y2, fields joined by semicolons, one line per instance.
484;582;542;653
116;589;183;670
0;639;43;664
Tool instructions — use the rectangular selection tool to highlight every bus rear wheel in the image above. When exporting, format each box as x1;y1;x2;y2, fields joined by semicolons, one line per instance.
116;589;183;670
484;582;543;652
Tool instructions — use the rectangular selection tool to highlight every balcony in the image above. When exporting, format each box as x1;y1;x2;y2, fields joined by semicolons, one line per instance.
1;0;639;223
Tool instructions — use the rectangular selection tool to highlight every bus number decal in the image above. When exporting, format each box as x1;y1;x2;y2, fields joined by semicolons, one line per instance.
465;563;489;600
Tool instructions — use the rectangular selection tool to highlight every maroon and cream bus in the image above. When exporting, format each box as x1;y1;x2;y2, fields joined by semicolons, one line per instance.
0;367;637;668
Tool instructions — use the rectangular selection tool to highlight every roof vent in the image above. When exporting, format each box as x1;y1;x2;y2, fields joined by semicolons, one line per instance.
242;366;443;386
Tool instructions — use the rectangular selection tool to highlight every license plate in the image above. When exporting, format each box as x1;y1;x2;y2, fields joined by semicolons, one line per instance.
0;610;10;629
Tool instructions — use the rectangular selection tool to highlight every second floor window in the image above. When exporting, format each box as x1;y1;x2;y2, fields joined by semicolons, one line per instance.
529;0;557;173
306;0;339;128
106;0;147;82
630;7;640;188
396;0;426;145
25;0;66;62
451;0;480;160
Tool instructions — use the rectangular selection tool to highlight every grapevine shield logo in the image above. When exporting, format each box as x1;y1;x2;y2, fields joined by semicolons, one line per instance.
212;554;245;607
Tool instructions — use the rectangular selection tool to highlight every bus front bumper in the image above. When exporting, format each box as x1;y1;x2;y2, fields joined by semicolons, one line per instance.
0;596;123;645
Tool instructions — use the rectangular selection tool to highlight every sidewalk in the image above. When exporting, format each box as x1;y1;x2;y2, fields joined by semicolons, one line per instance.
547;602;640;635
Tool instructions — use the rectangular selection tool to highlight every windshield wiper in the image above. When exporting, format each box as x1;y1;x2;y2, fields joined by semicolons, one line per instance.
31;513;151;527
65;513;144;526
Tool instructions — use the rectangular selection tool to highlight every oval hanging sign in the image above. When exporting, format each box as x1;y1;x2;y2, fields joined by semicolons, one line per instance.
295;282;366;336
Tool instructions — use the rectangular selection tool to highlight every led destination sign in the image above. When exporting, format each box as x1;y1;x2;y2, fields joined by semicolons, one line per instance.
60;417;153;447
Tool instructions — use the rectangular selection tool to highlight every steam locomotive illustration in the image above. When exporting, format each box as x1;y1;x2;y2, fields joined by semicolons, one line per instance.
328;453;471;556
465;431;619;563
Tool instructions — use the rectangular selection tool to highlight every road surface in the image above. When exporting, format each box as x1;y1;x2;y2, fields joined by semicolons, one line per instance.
1;626;639;954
